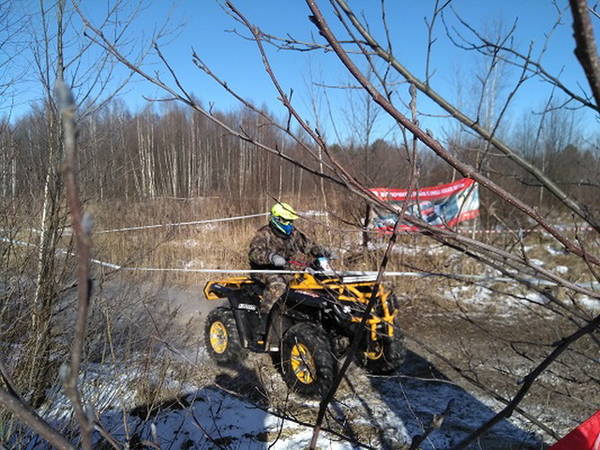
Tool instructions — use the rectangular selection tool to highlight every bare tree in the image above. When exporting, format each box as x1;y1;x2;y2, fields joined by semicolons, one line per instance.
0;0;163;446
3;0;596;447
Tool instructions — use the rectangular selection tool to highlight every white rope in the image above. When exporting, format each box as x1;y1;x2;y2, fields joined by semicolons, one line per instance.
7;211;593;237
96;212;270;234
109;266;597;288
0;236;37;247
372;225;594;235
2;235;598;289
463;225;593;234
95;210;328;234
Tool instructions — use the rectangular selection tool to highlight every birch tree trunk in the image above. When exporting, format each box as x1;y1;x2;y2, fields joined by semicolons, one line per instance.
27;108;63;408
24;0;68;406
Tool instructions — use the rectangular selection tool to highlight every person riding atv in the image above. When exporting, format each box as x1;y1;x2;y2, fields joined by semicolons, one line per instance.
203;202;406;397
203;252;406;397
249;202;331;340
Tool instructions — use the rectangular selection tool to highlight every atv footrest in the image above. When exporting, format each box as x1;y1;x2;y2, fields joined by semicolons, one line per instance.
246;340;267;353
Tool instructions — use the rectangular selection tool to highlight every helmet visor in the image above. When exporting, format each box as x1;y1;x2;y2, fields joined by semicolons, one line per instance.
271;216;294;235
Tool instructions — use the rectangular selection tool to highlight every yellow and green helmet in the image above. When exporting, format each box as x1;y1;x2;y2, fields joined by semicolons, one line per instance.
270;202;298;235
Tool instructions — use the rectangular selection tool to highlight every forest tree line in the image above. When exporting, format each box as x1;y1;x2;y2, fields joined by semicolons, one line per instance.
0;98;598;219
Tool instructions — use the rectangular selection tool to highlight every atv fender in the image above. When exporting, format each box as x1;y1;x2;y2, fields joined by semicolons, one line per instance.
218;289;263;351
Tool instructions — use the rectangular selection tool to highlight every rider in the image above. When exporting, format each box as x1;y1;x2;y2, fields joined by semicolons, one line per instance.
248;202;330;339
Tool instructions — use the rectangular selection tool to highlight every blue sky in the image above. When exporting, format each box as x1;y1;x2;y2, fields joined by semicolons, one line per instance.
7;0;599;144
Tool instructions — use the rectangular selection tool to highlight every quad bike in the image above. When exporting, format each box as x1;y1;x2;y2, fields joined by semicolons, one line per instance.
203;257;406;398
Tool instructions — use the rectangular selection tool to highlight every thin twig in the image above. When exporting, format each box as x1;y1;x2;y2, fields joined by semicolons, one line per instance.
0;389;74;450
56;75;94;449
569;0;600;109
451;312;600;449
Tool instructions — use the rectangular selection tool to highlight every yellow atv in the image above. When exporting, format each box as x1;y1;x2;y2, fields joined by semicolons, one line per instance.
203;258;406;397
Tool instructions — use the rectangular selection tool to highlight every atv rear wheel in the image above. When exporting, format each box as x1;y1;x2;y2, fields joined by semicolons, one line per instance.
281;322;336;398
204;307;246;363
363;321;407;374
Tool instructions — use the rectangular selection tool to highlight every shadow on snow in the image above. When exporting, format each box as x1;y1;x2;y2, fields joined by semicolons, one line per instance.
358;350;545;449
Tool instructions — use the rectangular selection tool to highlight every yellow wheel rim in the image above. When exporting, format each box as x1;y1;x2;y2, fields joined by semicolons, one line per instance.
290;343;316;384
365;340;384;360
209;321;228;354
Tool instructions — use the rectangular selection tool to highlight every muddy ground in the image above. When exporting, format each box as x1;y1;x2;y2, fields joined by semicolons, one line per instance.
155;275;599;448
399;283;599;444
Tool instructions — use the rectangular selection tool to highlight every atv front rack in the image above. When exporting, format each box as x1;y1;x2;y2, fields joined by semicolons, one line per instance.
204;277;256;300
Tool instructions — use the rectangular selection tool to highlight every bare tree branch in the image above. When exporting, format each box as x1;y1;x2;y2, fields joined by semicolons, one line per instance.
310;196;408;448
451;312;600;449
306;0;599;264
0;389;74;450
442;4;599;112
56;71;94;450
331;0;600;233
309;85;421;447
569;0;600;109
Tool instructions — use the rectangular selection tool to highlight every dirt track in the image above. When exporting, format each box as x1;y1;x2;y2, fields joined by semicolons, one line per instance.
146;272;599;447
399;285;600;443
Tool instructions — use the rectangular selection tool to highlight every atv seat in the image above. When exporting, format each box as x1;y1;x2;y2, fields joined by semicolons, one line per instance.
249;276;265;287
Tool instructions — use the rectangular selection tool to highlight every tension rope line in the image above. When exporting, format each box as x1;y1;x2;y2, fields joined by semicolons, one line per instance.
96;212;270;234
2;234;599;289
5;209;593;237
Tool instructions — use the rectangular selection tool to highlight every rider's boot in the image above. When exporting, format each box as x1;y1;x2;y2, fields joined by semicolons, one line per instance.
256;310;269;344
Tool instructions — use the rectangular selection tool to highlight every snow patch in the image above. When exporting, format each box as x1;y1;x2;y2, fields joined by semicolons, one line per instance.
554;265;569;274
184;259;205;269
524;292;550;305
93;387;366;449
445;286;491;304
183;239;200;248
576;296;600;311
544;245;563;256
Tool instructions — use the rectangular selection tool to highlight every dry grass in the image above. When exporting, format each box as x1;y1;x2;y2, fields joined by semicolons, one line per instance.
84;197;597;293
2;196;597;446
77;200;600;445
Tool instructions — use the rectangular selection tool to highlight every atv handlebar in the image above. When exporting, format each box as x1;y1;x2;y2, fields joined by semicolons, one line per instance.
289;256;335;275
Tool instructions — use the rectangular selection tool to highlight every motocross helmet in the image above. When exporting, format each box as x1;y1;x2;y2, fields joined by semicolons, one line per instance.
270;202;298;236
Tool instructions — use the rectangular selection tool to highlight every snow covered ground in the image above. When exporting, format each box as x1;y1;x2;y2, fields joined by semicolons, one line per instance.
20;331;545;450
25;353;541;449
10;234;598;449
89;376;539;449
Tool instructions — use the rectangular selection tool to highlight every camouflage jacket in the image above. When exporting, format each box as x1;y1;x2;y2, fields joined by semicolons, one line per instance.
248;224;326;269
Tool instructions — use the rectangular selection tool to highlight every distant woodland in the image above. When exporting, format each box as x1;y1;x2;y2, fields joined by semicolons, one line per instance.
1;101;597;219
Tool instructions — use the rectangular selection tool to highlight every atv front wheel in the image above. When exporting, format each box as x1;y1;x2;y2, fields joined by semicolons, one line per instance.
204;307;246;363
281;322;336;397
363;321;407;374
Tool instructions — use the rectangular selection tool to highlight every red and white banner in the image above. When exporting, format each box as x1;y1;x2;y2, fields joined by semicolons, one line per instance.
550;410;600;450
370;178;479;232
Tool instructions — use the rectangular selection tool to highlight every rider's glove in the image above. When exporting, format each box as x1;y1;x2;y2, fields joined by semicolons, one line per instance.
269;253;287;267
